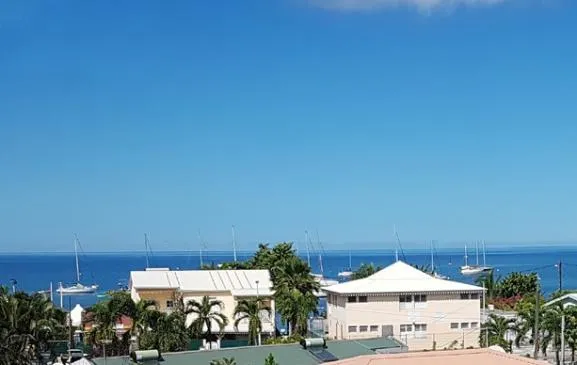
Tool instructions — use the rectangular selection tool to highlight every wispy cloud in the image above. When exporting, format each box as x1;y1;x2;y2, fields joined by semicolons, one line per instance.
309;0;507;12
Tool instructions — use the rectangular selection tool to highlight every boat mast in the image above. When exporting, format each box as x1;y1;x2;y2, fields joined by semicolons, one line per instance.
475;240;479;266
348;250;352;270
305;230;311;267
144;233;150;269
316;230;324;275
482;239;487;267
464;244;468;266
430;240;435;272
198;229;204;268
74;234;80;283
231;225;237;262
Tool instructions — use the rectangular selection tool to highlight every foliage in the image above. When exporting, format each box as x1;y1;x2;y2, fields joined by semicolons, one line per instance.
513;294;544;348
475;271;502;302
210;357;237;365
264;353;279;365
273;256;320;336
139;310;189;353
480;314;515;352
234;298;272;345
186;296;229;349
0;288;67;365
350;263;382;280
499;272;538;299
263;334;302;345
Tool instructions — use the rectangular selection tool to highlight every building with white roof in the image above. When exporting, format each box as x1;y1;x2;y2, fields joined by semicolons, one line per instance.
129;268;274;348
324;261;484;351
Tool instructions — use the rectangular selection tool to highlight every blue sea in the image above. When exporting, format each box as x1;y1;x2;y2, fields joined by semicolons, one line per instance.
1;246;576;311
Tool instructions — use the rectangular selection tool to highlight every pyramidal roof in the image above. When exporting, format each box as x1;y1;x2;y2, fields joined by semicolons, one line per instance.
323;261;484;295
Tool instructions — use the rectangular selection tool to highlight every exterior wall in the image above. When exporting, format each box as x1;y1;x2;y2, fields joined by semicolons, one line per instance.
327;292;481;351
131;288;177;311
180;291;275;335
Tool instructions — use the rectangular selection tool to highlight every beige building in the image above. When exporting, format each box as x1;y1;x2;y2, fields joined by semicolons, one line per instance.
129;268;275;348
324;261;484;351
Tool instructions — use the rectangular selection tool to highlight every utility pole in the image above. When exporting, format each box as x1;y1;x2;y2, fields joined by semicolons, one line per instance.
533;282;540;359
561;313;566;364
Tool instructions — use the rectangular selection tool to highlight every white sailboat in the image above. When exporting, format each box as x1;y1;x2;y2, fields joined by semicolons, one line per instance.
460;240;492;276
338;250;353;278
57;235;98;295
430;241;448;279
309;231;338;288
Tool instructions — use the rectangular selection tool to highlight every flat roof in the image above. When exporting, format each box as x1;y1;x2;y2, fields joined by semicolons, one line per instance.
323;261;483;295
92;338;405;365
327;348;548;365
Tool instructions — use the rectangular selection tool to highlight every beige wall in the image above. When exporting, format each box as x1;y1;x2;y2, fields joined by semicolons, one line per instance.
327;292;481;351
131;288;177;311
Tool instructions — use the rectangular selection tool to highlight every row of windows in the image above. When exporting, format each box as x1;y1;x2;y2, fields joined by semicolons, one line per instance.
399;323;427;333
347;296;368;303
460;293;480;300
450;322;479;329
348;325;380;333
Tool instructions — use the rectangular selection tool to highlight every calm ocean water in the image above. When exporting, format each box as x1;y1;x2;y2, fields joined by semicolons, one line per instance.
1;246;576;310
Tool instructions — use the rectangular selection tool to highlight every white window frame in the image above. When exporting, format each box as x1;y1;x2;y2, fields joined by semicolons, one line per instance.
399;295;413;309
471;322;479;329
414;323;427;338
348;325;357;333
414;294;427;309
370;325;379;332
450;322;459;330
461;322;469;329
359;325;368;332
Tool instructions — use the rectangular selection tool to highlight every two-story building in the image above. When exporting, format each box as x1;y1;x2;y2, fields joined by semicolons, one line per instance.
324;261;484;351
129;268;274;348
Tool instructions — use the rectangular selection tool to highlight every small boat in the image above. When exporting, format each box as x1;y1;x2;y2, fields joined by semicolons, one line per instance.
58;235;99;295
338;251;354;278
460;241;492;276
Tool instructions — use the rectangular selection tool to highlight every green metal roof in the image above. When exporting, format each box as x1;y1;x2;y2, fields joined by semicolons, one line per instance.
92;338;405;365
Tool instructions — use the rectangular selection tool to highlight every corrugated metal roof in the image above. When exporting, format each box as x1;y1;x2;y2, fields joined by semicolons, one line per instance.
323;261;484;295
130;269;272;294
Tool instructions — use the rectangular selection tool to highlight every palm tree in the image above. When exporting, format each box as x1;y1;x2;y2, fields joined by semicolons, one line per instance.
475;271;501;303
234;298;272;345
273;256;320;336
210;357;236;365
541;302;571;365
481;314;515;352
186;296;228;349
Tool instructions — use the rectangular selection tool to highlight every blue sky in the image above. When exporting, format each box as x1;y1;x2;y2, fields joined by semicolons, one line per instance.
1;0;576;252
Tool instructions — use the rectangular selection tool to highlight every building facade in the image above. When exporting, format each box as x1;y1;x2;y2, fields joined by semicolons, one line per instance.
129;268;275;348
324;261;484;351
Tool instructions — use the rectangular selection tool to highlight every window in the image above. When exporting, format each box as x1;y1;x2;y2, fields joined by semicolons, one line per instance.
348;296;357;303
461;322;469;329
400;324;413;333
471;293;479;300
370;325;379;332
166;300;174;309
460;293;470;300
450;323;459;329
399;295;413;303
348;326;357;333
360;325;368;332
471;322;479;328
414;324;427;332
414;294;427;302
358;296;368;303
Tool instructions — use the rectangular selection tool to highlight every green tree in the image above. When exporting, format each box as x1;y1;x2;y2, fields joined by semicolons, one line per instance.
186;296;229;349
480;314;515;352
210;357;237;365
0;289;67;365
499;272;538;299
350;263;382;280
234;298;272;345
541;302;566;365
139;310;189;352
264;353;279;365
273;256;320;336
475;271;502;303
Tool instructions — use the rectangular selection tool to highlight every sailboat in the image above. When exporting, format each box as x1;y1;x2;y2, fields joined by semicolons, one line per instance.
57;235;99;295
430;241;448;280
460;240;492;276
338;250;353;279
308;231;338;288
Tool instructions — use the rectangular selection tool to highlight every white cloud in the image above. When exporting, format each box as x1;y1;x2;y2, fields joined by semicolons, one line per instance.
310;0;507;12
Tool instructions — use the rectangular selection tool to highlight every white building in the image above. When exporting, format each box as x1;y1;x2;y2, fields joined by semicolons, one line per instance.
129;268;275;348
324;261;484;351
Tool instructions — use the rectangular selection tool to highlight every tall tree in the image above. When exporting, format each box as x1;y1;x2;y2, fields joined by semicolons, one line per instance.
273;256;320;336
499;273;538;299
481;314;515;352
475;271;501;303
139;310;189;352
186;296;228;349
234;298;272;345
